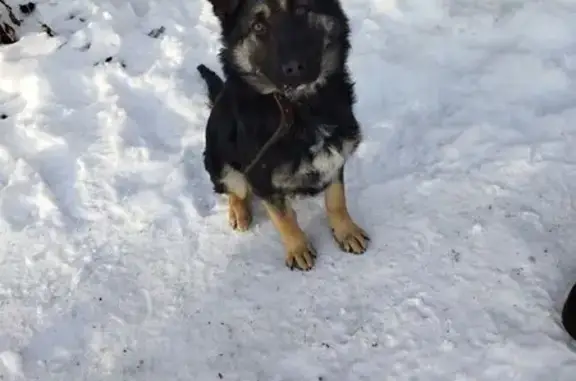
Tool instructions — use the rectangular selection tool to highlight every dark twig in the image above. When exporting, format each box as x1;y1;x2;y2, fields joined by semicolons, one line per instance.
0;0;22;26
0;0;21;44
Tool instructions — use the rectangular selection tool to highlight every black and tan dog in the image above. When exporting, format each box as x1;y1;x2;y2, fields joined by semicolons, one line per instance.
197;0;369;270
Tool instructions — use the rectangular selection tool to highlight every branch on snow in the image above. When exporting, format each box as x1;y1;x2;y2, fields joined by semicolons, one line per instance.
0;1;54;45
0;0;21;44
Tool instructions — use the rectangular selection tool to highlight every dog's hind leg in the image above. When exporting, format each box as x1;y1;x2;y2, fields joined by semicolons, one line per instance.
228;193;251;231
220;165;252;231
324;168;370;254
262;196;316;271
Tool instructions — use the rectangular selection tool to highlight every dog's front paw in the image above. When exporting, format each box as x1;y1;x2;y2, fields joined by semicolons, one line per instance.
285;242;316;271
332;222;370;254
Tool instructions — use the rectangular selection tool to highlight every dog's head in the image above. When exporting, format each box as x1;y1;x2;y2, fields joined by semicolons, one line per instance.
207;0;350;99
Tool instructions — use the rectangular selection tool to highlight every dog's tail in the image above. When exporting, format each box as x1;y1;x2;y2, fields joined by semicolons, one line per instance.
197;64;225;106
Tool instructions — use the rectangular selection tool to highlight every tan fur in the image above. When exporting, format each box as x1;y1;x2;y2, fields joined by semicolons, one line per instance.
324;181;369;254
263;200;316;270
220;165;252;231
228;193;252;231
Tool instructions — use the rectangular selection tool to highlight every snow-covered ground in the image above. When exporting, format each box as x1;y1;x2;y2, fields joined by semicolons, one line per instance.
1;0;576;379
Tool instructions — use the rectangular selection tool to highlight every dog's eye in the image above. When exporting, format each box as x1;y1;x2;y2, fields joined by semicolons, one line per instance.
252;22;266;33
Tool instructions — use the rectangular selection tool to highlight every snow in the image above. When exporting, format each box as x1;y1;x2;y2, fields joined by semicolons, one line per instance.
1;0;576;379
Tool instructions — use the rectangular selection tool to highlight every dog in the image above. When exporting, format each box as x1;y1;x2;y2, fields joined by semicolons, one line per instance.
563;282;576;340
196;0;369;270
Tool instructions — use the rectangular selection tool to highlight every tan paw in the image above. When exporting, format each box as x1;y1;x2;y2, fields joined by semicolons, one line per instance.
285;242;317;271
332;222;370;254
228;198;251;232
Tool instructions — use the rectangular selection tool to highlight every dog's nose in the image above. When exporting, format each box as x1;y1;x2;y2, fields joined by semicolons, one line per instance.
281;60;306;78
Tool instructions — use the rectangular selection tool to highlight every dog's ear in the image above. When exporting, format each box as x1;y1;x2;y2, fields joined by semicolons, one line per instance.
207;0;241;20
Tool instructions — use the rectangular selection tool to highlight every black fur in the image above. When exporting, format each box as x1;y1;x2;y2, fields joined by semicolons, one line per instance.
197;0;362;205
562;282;576;340
196;64;224;105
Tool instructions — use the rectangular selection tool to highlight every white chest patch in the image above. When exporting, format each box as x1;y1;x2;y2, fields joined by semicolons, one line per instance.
272;125;359;190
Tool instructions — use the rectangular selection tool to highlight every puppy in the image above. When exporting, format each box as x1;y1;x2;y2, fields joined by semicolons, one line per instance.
197;0;369;270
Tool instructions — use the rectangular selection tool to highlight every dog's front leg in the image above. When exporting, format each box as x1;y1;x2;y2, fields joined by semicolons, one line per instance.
325;168;370;254
263;196;316;271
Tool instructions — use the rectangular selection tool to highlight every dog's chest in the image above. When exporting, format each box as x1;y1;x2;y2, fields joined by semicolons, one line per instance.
272;124;358;192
